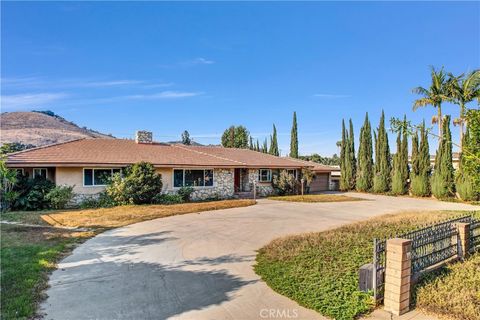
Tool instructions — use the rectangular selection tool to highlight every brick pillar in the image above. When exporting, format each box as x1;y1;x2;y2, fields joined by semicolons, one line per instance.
457;222;470;259
384;238;412;316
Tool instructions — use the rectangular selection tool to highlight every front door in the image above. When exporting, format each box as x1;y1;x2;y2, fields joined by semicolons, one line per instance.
234;168;241;192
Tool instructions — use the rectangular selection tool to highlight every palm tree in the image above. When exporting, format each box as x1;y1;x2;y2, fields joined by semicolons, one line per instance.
447;70;480;148
412;66;450;136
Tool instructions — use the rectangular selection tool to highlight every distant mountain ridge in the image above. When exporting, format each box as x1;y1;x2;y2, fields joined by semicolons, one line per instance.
0;111;115;147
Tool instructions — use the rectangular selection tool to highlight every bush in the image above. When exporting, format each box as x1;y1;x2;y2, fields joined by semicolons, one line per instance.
431;174;454;200
456;174;478;201
410;174;430;197
13;178;55;211
153;193;184;205
106;162;162;205
273;170;298;196
45;185;75;209
79;192;115;209
177;186;194;202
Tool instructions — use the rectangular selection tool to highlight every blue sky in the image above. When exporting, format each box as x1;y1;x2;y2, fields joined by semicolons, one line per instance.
2;1;479;155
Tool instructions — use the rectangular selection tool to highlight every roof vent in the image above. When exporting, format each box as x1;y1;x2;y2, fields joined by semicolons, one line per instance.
135;130;153;144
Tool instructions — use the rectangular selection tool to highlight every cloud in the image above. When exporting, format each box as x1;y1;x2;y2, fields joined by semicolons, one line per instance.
160;57;215;68
1;93;68;110
124;91;202;100
79;80;144;87
313;93;351;98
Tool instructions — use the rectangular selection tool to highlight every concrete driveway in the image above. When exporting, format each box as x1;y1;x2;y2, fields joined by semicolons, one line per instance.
41;193;478;320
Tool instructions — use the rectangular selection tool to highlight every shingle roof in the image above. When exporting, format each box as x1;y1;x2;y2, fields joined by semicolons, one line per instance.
283;157;338;172
6;139;330;169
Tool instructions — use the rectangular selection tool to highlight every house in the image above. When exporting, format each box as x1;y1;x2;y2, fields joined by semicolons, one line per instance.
6;131;337;201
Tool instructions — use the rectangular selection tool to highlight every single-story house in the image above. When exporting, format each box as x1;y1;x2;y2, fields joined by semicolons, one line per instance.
6;131;337;201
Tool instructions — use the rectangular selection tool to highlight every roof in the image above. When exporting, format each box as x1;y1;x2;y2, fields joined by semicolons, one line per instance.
5;139;332;170
283;157;338;172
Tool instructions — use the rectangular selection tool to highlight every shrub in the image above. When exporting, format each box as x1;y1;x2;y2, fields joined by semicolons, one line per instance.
431;174;453;200
106;162;162;205
273;170;298;195
79;191;115;209
456;174;478;202
373;174;390;194
153;193;184;205
14;178;55;211
390;169;406;195
410;174;430;197
177;186;194;202
45;185;75;209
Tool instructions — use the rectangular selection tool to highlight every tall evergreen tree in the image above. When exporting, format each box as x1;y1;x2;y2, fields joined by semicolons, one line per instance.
340;119;349;191
391;116;409;195
356;113;374;192
348;119;357;189
256;139;260;152
290;112;299;158
431;116;455;198
181;130;191;145
410;123;431;197
373;110;391;193
249;136;254;150
262;138;268;154
221;125;250;148
269;124;279;156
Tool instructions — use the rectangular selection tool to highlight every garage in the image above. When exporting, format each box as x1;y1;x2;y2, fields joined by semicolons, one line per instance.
309;172;330;192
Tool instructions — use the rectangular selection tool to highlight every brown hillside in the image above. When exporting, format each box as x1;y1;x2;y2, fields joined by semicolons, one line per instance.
0;111;114;147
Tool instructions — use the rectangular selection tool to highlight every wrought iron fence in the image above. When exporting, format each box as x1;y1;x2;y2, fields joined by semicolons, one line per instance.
469;218;480;254
372;214;474;301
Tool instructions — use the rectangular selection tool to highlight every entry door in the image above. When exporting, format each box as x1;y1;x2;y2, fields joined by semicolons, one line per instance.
234;168;241;192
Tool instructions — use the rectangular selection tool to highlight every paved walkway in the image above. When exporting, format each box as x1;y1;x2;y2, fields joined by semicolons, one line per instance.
41;193;477;319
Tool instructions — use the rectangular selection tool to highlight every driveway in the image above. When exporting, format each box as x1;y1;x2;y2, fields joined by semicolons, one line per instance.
41;193;478;320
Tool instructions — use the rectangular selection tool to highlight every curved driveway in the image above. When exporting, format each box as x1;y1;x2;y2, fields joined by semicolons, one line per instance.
41;193;478;320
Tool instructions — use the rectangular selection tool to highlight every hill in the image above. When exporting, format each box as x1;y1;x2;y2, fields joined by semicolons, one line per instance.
0;111;114;147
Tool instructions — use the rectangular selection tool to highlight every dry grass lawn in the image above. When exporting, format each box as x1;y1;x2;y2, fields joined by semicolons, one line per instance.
40;199;256;228
268;194;363;203
255;209;479;320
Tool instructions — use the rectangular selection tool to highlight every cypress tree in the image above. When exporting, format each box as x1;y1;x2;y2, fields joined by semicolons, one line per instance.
418;121;431;195
256;139;260;152
249;136;254;150
269;124;279;156
373;110;391;193
348;119;357;189
356;113;374;192
411;130;419;176
432;116;455;198
262;138;268;154
340;119;349;191
290;112;299;158
391;116;409;195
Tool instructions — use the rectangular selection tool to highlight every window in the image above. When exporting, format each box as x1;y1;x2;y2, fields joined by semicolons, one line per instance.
84;168;121;186
33;168;47;180
287;169;297;179
173;169;214;188
15;169;25;177
258;169;272;182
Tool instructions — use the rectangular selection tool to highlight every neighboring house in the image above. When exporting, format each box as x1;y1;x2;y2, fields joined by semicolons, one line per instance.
6;131;336;201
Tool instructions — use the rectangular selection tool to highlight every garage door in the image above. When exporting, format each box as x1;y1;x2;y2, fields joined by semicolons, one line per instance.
309;173;329;192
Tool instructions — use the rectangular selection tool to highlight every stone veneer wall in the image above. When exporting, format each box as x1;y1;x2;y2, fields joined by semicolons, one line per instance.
247;169;275;197
186;168;235;201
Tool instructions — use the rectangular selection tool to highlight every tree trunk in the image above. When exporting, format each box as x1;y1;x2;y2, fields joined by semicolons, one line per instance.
437;104;442;137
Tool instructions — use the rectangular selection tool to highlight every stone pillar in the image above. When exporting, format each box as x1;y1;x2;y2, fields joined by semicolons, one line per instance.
457;222;470;259
384;238;412;316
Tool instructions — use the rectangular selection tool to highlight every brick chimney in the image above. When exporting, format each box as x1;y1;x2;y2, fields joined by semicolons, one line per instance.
135;130;153;144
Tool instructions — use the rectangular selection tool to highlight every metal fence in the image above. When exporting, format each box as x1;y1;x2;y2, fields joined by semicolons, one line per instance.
372;214;474;301
470;218;480;254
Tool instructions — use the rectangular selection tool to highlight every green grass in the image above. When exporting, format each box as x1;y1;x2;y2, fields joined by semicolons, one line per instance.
268;194;363;203
413;253;480;320
254;210;480;320
1;224;93;319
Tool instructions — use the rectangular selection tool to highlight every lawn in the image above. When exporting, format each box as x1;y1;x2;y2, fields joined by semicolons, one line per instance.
267;194;363;203
1;199;256;319
414;253;480;320
254;210;479;320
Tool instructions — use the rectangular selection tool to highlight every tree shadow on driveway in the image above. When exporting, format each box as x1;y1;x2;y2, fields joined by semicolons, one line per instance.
42;230;257;320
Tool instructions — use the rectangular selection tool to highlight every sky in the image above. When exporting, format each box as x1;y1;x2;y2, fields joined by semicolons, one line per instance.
1;1;479;156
